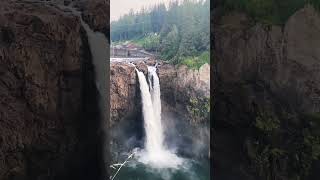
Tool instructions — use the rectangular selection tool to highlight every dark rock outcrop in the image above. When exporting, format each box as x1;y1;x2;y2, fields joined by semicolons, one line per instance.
81;0;109;35
213;5;320;180
214;6;320;114
0;1;107;179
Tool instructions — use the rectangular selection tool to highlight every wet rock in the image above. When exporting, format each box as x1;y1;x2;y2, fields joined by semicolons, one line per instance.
110;63;138;126
81;0;109;34
0;0;107;179
144;58;157;66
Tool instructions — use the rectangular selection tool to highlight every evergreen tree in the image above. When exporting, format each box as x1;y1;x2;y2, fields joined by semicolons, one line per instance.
111;0;210;66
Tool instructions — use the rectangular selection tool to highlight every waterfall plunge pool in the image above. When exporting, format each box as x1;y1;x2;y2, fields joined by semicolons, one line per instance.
111;154;210;180
110;65;210;180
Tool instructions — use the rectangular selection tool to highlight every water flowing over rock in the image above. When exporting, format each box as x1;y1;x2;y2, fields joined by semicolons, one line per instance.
136;68;163;153
110;62;145;126
110;61;210;161
148;66;162;131
110;62;210;125
135;67;183;169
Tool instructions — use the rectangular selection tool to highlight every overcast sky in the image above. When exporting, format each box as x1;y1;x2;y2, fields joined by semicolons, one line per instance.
111;0;173;22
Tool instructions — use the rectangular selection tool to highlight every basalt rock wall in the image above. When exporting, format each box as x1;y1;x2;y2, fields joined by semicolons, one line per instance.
0;1;107;179
213;5;320;180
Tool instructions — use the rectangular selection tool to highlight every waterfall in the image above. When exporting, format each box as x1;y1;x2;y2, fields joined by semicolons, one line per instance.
148;66;162;123
65;7;109;177
148;66;163;147
80;19;108;121
136;68;164;154
135;66;183;169
65;6;108;125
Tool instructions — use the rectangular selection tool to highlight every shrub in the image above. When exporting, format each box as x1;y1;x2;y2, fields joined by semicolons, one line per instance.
255;110;280;133
187;97;210;124
221;0;311;25
179;51;210;69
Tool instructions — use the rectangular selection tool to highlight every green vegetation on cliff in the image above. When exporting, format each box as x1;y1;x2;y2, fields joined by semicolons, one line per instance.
218;0;320;25
246;110;320;179
180;51;210;69
111;0;210;67
187;96;210;124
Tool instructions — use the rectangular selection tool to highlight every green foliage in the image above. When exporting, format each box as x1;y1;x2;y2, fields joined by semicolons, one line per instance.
111;0;210;65
245;137;287;179
180;51;210;69
303;132;320;160
187;96;210;124
199;51;210;65
180;57;196;68
246;110;320;179
308;0;320;10
133;33;160;51
255;110;280;133
160;25;180;60
270;148;286;157
220;0;312;25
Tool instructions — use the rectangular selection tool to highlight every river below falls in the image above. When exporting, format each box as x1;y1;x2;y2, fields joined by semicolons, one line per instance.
111;157;210;180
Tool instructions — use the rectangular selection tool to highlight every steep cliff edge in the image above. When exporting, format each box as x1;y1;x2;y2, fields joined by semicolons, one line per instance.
110;63;139;127
81;0;109;34
110;62;210;126
0;1;106;179
110;61;210;159
159;63;210;124
213;5;320;180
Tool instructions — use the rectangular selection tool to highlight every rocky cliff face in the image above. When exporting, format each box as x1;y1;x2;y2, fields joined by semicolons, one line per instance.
159;63;210;124
0;0;107;179
213;5;320;180
110;61;210;126
110;63;139;127
158;63;210;159
215;5;320;114
81;0;109;34
110;61;210;159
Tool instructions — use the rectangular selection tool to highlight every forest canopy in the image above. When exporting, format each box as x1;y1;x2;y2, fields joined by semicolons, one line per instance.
110;0;210;68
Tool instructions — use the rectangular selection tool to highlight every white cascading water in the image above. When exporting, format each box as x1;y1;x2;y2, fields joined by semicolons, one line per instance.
135;66;183;169
80;18;108;116
148;66;161;124
136;69;163;153
65;6;109;174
